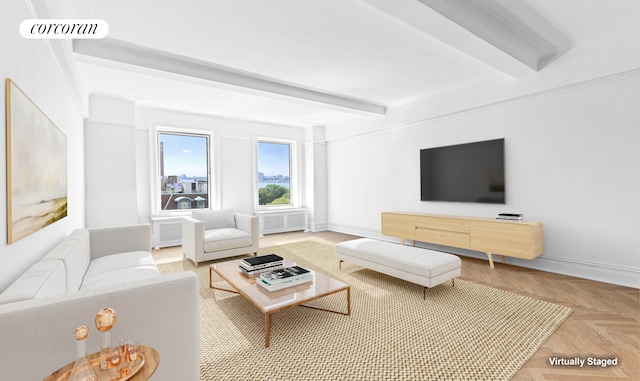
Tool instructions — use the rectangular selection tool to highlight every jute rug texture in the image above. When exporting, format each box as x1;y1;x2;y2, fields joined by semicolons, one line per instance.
158;241;572;381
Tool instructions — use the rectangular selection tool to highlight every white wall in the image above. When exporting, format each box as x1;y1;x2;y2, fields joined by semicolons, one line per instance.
304;126;329;232
85;95;138;228
82;102;308;227
0;1;85;291
325;72;640;288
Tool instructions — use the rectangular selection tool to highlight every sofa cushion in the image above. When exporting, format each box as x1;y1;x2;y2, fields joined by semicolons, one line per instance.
83;251;157;280
192;209;236;230
203;228;252;252
41;229;90;292
80;266;161;290
0;260;66;304
81;251;160;290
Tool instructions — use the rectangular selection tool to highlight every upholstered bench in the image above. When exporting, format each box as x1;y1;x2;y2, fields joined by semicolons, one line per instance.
336;238;461;298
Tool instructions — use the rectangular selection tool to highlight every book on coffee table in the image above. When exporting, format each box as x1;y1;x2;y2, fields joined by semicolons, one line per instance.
259;266;311;285
241;254;283;270
256;276;313;292
239;263;284;277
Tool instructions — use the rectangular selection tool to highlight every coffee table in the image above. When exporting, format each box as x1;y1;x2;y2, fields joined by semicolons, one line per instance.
209;258;351;348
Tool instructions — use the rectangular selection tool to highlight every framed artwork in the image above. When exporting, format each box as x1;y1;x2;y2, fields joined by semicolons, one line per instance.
5;79;67;244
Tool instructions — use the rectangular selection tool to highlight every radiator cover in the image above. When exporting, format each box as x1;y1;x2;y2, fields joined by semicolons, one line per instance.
151;216;183;249
256;209;308;235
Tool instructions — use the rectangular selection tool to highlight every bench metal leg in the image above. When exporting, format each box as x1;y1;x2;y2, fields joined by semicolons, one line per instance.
424;278;456;299
339;260;344;270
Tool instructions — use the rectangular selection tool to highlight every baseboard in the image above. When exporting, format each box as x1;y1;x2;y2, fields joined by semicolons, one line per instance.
418;242;639;289
307;221;329;232
511;255;640;289
327;224;639;289
327;223;383;240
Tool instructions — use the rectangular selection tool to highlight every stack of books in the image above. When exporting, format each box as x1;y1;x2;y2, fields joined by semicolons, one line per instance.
239;254;284;277
496;213;524;221
257;266;313;292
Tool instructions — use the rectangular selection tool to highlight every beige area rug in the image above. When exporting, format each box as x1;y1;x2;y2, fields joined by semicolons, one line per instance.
158;241;572;381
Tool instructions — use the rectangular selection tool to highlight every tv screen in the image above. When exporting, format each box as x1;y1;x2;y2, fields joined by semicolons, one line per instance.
420;139;505;204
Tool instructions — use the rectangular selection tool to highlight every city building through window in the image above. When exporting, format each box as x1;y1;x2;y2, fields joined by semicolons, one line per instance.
158;131;210;211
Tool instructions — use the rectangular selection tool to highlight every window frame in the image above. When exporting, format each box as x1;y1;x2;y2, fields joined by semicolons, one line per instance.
151;126;215;215
255;137;299;210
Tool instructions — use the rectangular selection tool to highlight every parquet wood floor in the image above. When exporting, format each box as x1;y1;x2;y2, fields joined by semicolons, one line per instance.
154;231;639;380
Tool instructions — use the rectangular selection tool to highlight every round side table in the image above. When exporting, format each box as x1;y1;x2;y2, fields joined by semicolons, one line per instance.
43;345;159;381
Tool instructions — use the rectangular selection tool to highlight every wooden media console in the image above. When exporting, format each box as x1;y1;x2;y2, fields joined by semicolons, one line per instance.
381;212;544;268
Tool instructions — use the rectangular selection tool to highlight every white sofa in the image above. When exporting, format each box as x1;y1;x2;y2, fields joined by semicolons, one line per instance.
0;224;200;381
182;209;259;266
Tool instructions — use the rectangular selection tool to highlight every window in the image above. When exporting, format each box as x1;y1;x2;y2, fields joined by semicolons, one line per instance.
158;131;210;211
174;196;192;209
257;140;294;207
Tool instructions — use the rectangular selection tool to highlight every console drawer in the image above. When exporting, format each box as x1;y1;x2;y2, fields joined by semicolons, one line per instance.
415;228;470;249
415;216;469;233
470;220;543;259
381;213;416;240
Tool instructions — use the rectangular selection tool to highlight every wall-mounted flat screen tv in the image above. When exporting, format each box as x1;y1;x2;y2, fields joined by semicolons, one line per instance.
420;138;505;204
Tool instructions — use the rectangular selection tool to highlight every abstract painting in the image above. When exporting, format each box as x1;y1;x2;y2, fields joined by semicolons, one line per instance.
5;79;67;243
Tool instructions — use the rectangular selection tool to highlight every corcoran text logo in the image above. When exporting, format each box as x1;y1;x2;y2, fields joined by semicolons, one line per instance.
20;19;109;39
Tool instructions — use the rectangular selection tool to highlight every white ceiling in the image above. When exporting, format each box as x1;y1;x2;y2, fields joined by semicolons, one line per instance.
38;0;640;127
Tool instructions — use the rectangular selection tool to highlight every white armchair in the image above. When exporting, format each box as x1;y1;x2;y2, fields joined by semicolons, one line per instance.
182;209;259;266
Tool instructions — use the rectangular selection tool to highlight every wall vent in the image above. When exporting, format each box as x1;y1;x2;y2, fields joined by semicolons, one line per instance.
256;209;308;235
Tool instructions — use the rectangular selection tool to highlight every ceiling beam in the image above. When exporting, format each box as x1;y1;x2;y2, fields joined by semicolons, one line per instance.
417;0;571;71
361;0;570;77
73;38;386;115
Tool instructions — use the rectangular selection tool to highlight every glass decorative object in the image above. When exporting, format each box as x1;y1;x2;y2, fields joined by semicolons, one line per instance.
106;345;121;378
94;307;117;370
68;325;98;381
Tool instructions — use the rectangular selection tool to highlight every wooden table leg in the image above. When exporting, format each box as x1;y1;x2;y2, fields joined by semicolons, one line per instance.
486;252;495;269
265;313;271;348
